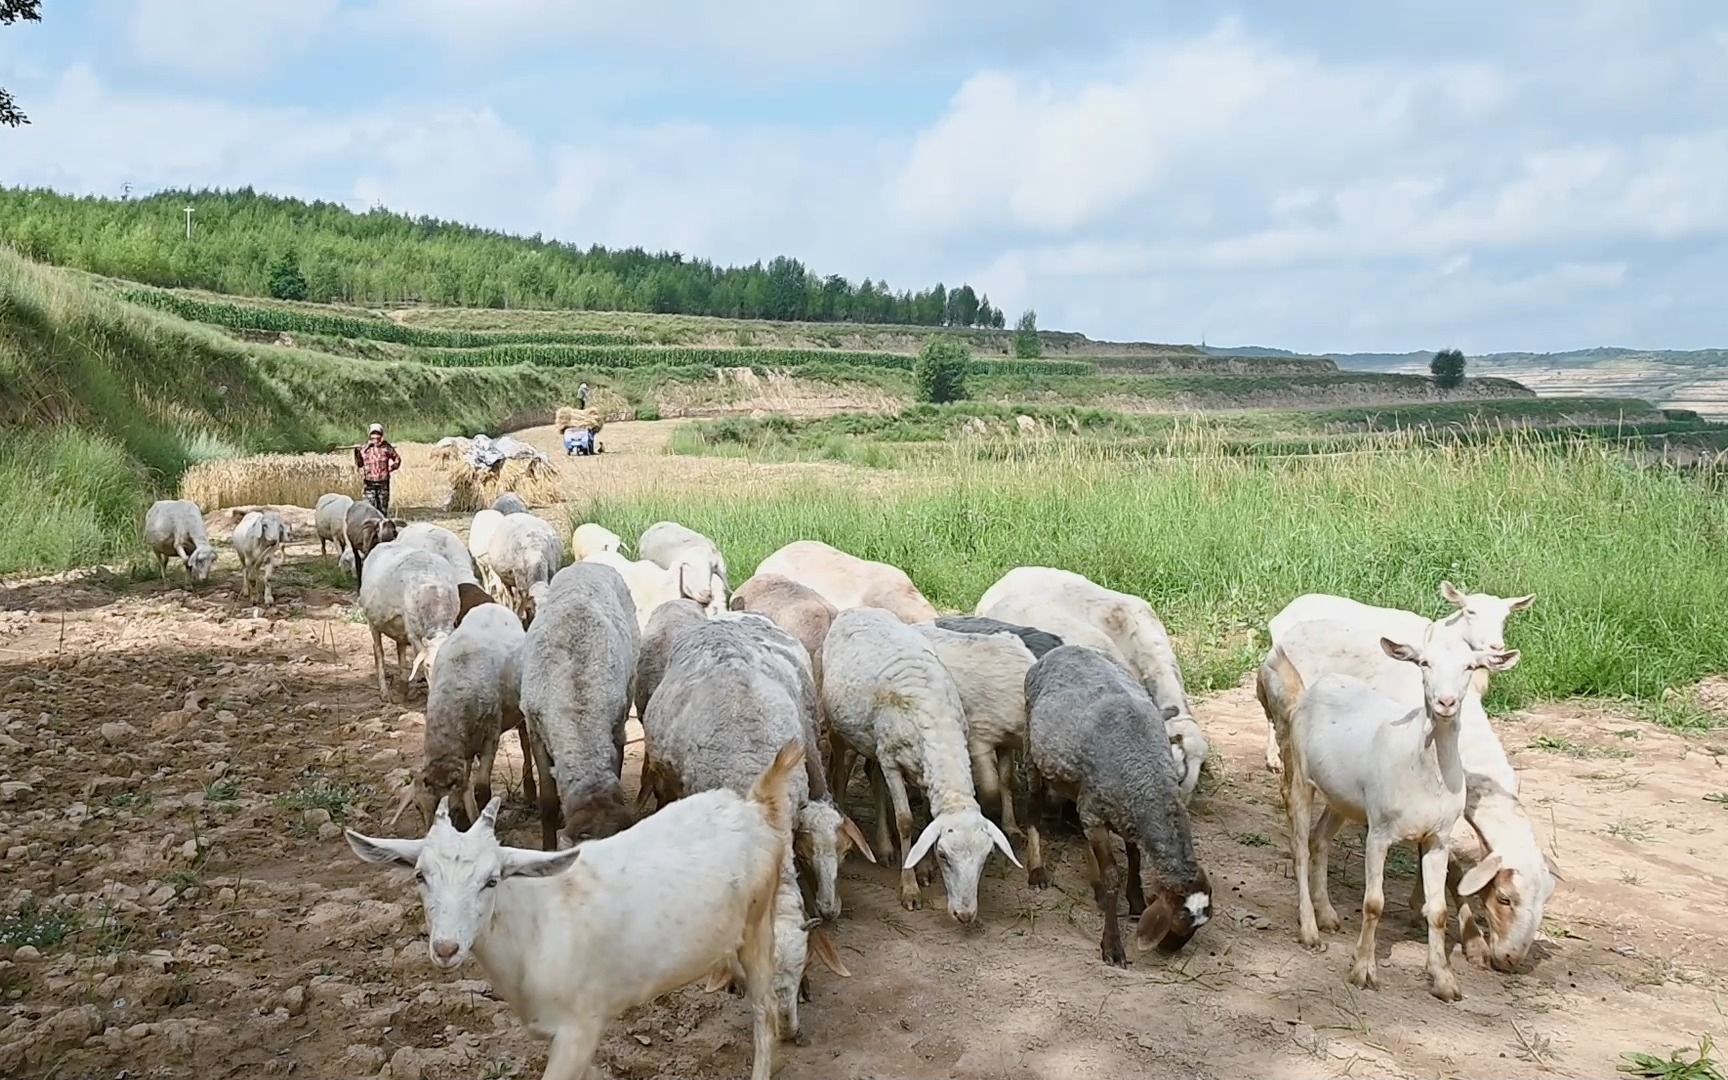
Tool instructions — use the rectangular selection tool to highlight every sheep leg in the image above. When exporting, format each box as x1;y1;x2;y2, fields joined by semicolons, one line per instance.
540;1014;604;1080
1287;767;1322;949
528;731;561;851
1310;805;1343;933
395;639;409;702
516;724;538;804
996;746;1019;837
970;741;1002;825
320;536;328;557
880;766;922;911
825;744;851;810
157;553;169;581
1024;766;1049;889
1419;839;1462;1002
473;731;500;813
1264;718;1283;773
1349;831;1389;990
741;899;779;1080
1124;841;1147;918
1085;826;1126;967
867;760;895;865
371;627;390;701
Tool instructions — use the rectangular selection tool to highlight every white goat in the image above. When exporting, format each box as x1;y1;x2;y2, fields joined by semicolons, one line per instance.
1264;581;1536;771
313;493;354;561
580;548;706;631
821;608;1018;920
1259;629;1519;1001
755;540;938;624
639;521;729;616
358;541;462;701
397;522;478;584
143;499;217;584
976;567;1205;799
1262;616;1556;971
571;522;624;561
231;510;291;606
346;739;803;1080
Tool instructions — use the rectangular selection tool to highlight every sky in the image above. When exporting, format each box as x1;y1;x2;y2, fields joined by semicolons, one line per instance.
3;1;1726;354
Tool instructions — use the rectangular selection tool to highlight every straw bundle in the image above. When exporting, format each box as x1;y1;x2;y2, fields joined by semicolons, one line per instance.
446;456;562;513
555;406;603;434
180;454;355;512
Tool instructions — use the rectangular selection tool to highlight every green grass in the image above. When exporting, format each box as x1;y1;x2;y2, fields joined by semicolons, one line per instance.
589;438;1728;707
0;897;78;950
1620;1037;1724;1080
276;773;371;821
1529;735;1635;759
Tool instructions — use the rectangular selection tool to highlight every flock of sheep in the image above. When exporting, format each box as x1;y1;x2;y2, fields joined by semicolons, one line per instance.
142;491;1551;1080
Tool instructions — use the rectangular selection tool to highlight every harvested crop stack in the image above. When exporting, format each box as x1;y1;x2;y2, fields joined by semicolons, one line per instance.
555;406;604;434
180;454;354;512
447;457;561;513
431;436;473;462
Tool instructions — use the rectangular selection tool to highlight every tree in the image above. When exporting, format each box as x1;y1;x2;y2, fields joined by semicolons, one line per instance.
1;1;42;128
1013;308;1041;358
914;337;970;404
975;293;996;330
1430;347;1466;392
949;284;979;328
267;252;309;301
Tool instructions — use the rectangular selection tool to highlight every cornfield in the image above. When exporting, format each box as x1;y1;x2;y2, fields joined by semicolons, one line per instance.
179;454;356;511
402;343;1098;376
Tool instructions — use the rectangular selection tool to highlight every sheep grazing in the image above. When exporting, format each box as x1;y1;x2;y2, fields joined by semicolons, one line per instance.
976;567;1206;802
633;599;708;722
1263;616;1555;972
344;501;402;587
231;509;291;606
641;619;862;1037
934;615;1063;659
1259;629;1520;1001
1023;646;1213;966
1263;582;1536;772
639;521;729;616
396;522;478;584
400;602;534;831
729;573;838;693
491;492;530;515
485;512;564;624
520;563;640;848
469;508;506;595
822;608;1018;920
347;739;805;1080
755;540;938;624
916;624;1039;836
580;548;707;632
312;493;354;560
358;541;462;702
143;499;217;584
571;521;624;561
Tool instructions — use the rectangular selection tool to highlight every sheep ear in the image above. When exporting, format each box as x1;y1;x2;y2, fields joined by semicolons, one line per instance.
983;819;1022;868
809;927;850;977
1380;637;1420;664
840;815;877;864
1440;581;1466;606
903;816;944;870
501;846;582;879
1456;851;1506;897
1543;853;1564;882
345;830;422;867
1136;892;1174;951
1483;649;1521;672
1161;704;1181;722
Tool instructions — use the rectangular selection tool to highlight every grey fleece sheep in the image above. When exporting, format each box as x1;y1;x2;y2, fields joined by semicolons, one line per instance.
143;499;217;584
358;541;462;701
486;512;564;624
344;500;402;588
405;603;535;832
634;598;708;721
1023;645;1214;966
519;562;640;849
491;492;530;515
934;615;1063;659
729;573;838;693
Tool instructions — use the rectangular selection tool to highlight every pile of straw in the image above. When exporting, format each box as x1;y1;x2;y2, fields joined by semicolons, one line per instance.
555;406;603;434
180;454;355;512
446;456;562;513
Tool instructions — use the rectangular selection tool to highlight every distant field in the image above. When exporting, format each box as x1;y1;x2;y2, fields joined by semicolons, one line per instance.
1337;348;1728;418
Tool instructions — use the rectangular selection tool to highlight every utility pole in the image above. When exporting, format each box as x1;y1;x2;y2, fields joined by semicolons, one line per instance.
183;206;195;240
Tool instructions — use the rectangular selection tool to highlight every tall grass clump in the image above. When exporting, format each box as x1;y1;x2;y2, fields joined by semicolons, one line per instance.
587;438;1728;708
0;430;147;575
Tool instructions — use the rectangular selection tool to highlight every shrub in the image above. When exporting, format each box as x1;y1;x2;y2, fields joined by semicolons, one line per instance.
267;253;309;302
1431;348;1467;391
914;338;971;404
1013;309;1041;359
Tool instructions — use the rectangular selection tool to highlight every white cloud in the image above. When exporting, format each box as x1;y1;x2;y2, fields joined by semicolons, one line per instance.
126;0;340;78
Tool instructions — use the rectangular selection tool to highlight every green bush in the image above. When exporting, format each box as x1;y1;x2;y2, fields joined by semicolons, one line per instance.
1013;309;1041;359
914;338;971;404
267;253;309;302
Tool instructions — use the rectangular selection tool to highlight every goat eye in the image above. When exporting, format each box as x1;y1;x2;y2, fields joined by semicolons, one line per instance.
1497;896;1514;906
483;878;499;890
1419;660;1431;669
414;871;427;884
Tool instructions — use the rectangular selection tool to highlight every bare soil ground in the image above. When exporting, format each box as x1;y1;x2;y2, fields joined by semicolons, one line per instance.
2;424;1726;1080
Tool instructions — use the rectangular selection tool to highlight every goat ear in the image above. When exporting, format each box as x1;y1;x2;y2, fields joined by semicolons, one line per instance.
1509;593;1535;612
840;815;877;864
728;593;746;611
1483;648;1520;672
903;816;944;870
345;830;422;867
809;927;851;977
1135;892;1175;951
983;818;1023;868
1380;637;1420;664
1456;851;1506;897
1439;581;1466;606
501;846;582;880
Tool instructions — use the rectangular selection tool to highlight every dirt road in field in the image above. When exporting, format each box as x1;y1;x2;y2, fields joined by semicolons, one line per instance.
2;421;1726;1079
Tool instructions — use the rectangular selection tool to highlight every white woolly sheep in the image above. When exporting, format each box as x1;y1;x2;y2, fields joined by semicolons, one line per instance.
313;493;353;561
358;541;462;702
143;499;217;584
821;608;1018;920
729;573;838;693
1023;645;1214;965
396;522;478;584
520;562;640;848
491;492;530;515
468;508;506;595
633;599;708;722
571;522;624;561
916;624;1038;835
485;512;564;623
1259;628;1520;1001
231;509;291;606
347;740;804;1080
580;548;707;632
639;521;729;616
755;540;938;624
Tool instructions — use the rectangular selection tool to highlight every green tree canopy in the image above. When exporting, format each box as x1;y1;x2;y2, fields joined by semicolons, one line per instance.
1430;347;1467;391
1;1;42;128
1013;309;1041;358
914;337;971;403
267;252;309;301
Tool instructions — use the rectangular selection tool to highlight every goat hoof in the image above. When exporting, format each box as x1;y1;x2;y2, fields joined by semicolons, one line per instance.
1027;867;1051;890
901;895;923;912
1429;974;1462;1002
1299;929;1323;951
1347;964;1378;990
1317;909;1342;933
1102;942;1127;968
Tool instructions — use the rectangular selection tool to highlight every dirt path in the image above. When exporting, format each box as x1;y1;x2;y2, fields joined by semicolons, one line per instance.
2;428;1726;1079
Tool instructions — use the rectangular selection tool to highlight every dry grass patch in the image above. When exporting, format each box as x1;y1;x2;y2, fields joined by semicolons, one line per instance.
179;455;356;511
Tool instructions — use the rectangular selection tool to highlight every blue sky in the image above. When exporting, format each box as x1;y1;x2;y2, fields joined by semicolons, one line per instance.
3;2;1726;353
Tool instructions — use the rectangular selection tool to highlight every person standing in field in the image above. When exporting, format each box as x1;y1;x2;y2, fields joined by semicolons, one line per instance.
578;381;590;409
353;422;401;514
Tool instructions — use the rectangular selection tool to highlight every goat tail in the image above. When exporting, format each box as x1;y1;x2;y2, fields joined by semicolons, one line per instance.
1255;643;1305;735
749;739;805;840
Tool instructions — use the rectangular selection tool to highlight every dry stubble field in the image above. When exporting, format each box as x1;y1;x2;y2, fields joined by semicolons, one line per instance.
1;422;1725;1080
